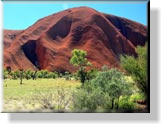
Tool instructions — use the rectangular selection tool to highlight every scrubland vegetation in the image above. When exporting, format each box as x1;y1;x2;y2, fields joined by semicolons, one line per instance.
3;45;148;112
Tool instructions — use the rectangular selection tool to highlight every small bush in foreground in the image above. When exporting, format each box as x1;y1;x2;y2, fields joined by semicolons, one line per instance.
118;96;136;112
73;86;105;112
130;92;146;103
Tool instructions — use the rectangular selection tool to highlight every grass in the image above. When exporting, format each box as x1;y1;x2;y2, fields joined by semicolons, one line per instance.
3;78;81;112
3;77;146;112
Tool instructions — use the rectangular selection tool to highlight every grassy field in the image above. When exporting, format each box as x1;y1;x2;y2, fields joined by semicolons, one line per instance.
3;76;146;112
3;78;81;112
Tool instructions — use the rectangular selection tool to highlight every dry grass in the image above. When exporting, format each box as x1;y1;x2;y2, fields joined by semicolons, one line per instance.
3;78;81;112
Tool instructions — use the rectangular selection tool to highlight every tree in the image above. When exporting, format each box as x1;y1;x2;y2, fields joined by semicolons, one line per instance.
120;45;147;93
90;69;133;109
70;49;91;84
6;66;11;74
19;69;24;85
73;69;134;112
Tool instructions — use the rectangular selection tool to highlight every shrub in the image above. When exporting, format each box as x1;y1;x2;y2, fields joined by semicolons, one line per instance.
9;70;23;80
32;87;74;112
71;72;79;80
36;71;42;78
73;69;134;112
120;45;147;93
130;92;146;103
91;69;133;98
58;72;63;78
36;70;58;79
118;96;136;112
3;67;12;79
36;70;48;78
15;70;21;78
24;70;33;80
63;71;72;80
86;69;99;80
90;69;134;109
101;65;109;71
73;85;105;112
10;71;17;79
4;69;60;79
46;72;57;79
3;69;8;79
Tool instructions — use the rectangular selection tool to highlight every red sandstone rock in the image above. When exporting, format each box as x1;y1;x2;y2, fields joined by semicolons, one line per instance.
3;6;147;72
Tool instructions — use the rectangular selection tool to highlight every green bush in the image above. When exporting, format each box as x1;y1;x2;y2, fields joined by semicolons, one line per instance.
3;69;8;79
73;85;105;112
71;72;79;80
36;70;48;78
90;69;133;99
10;71;17;79
24;70;34;80
15;70;21;78
73;69;134;112
63;71;71;80
120;45;147;93
101;65;109;72
3;69;60;79
9;70;22;80
130;92;146;103
47;72;58;79
86;69;99;80
118;96;136;112
90;69;134;110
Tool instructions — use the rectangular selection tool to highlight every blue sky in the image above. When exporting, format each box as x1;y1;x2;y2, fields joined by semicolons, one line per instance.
3;2;147;30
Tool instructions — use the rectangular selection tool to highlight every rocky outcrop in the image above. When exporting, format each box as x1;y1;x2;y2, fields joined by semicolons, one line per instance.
3;6;147;72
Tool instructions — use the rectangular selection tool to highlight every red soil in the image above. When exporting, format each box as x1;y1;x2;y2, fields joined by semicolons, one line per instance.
3;6;147;72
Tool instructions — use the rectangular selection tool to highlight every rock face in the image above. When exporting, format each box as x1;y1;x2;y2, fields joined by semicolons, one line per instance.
3;6;147;72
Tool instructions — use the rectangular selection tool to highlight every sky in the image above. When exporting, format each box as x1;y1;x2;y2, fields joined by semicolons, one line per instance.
3;2;148;30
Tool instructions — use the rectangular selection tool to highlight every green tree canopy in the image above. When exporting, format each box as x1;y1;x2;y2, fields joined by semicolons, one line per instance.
70;49;91;67
120;45;147;93
70;49;91;84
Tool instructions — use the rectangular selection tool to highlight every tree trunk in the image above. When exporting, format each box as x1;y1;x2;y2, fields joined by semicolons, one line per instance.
33;71;37;80
116;97;120;110
111;98;115;109
20;71;23;85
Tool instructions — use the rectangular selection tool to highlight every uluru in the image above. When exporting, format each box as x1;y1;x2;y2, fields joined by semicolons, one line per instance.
3;6;147;73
